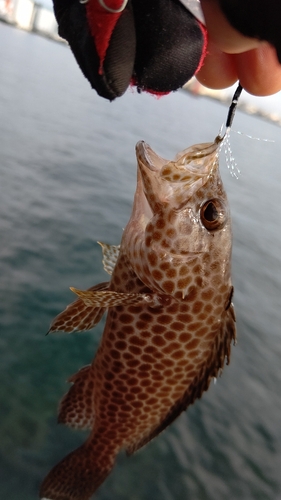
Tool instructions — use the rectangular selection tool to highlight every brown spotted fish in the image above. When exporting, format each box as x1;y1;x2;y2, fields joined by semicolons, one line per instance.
40;135;236;500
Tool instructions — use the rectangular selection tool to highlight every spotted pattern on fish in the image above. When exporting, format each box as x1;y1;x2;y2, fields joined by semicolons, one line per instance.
40;137;236;500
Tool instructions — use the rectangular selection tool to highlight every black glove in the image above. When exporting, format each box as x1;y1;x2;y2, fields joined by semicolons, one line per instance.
52;0;207;100
219;0;281;63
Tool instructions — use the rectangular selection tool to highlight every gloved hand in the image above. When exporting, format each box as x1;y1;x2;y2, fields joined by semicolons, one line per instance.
219;0;281;63
52;0;207;100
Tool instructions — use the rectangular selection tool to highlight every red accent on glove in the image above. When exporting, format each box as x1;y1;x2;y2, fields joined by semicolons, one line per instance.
85;0;123;73
195;22;208;74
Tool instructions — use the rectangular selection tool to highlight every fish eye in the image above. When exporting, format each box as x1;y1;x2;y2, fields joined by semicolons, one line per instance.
200;199;227;231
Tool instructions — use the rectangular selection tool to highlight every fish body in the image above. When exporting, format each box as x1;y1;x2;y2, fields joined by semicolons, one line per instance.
40;137;236;500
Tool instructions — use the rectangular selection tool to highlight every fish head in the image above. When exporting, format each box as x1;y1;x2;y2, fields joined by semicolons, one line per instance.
123;137;232;298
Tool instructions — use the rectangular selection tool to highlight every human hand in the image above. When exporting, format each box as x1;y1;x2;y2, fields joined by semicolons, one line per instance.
197;0;281;96
52;0;281;100
52;0;206;100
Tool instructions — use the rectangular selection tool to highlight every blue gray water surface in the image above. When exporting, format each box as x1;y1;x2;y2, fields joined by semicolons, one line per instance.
1;21;281;500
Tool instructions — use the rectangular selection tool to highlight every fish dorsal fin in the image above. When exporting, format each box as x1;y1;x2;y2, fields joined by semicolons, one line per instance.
98;241;120;275
48;282;109;334
70;288;164;309
58;365;95;430
126;297;236;456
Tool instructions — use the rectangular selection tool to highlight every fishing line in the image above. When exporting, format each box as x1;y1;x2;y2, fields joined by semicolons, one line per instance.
225;82;274;140
232;130;275;143
218;83;243;179
220;84;274;178
222;133;240;179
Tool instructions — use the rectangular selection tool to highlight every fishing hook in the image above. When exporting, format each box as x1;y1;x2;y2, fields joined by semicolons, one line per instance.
226;83;243;129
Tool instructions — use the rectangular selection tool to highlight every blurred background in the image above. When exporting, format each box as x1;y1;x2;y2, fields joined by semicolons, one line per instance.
0;14;281;500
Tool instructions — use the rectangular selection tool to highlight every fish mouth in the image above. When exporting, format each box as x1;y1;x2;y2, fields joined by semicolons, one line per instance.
135;138;222;211
136;138;221;180
136;142;166;171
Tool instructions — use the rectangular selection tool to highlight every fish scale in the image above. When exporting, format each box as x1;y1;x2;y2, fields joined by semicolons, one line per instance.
41;136;236;500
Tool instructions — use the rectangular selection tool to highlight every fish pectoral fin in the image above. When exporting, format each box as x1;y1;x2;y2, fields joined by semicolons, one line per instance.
98;241;120;275
48;282;109;334
70;288;163;308
58;365;95;430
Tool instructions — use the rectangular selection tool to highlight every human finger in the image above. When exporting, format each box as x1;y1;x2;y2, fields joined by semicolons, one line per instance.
232;44;281;96
196;39;281;96
195;40;238;89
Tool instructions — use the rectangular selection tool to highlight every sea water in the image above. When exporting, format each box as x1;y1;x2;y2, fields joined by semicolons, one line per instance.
0;21;281;500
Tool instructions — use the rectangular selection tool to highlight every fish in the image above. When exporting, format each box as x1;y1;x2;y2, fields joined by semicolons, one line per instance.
40;135;236;500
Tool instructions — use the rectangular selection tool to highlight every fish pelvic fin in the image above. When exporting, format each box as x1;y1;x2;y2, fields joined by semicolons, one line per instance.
48;282;109;334
97;241;120;275
70;288;164;309
58;365;95;430
40;441;116;500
